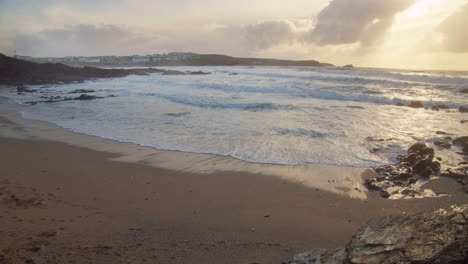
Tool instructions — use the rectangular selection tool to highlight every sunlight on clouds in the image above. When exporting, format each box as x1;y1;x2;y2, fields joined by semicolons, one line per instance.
404;0;440;17
1;0;467;69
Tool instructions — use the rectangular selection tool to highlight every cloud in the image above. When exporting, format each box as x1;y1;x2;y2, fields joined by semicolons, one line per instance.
437;3;468;53
308;0;416;46
15;24;156;57
13;21;304;57
245;21;296;50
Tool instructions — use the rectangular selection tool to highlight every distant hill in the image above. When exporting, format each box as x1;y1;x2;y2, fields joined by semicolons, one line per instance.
19;53;334;67
0;53;334;86
148;54;334;67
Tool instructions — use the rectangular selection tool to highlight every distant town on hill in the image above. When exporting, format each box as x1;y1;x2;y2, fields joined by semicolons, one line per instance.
15;53;334;67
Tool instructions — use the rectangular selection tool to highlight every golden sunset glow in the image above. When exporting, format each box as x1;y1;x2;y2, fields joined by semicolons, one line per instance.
0;0;467;70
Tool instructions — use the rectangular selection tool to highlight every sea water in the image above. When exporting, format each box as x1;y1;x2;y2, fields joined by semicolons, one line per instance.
2;66;467;168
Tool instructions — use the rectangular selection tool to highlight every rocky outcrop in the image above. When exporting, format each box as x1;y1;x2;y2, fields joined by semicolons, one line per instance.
25;94;106;105
74;94;104;100
460;107;468;113
283;205;468;264
0;54;211;86
365;143;441;198
68;89;96;94
453;136;468;153
408;101;424;108
432;104;450;111
0;54;152;85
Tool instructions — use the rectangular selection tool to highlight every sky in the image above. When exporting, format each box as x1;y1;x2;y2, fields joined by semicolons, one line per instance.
1;0;467;70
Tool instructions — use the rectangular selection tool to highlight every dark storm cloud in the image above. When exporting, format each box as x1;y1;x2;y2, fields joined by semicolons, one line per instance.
437;3;468;53
308;0;416;46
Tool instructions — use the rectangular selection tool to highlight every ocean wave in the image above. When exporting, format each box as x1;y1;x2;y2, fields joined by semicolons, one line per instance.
139;92;298;111
275;128;328;138
236;70;460;90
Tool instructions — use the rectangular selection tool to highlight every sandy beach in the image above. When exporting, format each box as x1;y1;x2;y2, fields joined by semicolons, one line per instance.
1;99;466;264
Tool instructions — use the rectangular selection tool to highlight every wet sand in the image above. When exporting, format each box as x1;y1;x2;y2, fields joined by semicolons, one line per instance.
1;102;467;263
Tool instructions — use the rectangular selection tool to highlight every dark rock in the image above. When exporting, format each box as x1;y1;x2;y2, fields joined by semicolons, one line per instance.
436;131;448;135
370;147;381;153
408;101;424;108
284;206;468;264
16;86;36;93
461;88;468;94
395;102;405;106
68;89;96;94
379;190;390;198
461;120;468;124
229;73;239;75
453;136;468;153
343;64;354;68
432;105;450;111
74;94;104;100
459;106;468;113
188;71;210;75
161;70;186;75
0;53;168;85
434;140;452;149
367;143;440;198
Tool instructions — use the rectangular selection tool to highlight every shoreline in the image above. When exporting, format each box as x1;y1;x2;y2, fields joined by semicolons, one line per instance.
0;98;372;199
1;98;467;263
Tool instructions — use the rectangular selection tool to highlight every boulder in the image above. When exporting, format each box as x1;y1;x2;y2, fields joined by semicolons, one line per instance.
365;143;439;198
283;205;468;264
68;89;96;94
453;136;468;153
408;101;424;108
188;71;210;75
434;140;452;149
161;70;186;75
459;107;468;113
74;94;104;100
432;105;450;111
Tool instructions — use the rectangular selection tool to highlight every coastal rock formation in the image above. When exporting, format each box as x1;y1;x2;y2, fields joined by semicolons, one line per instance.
25;94;106;105
365;143;441;198
0;54;211;86
0;54;152;85
68;89;96;94
74;94;104;100
284;205;468;264
460;107;468;113
160;70;210;75
408;101;424;108
453;136;468;153
432;104;450;111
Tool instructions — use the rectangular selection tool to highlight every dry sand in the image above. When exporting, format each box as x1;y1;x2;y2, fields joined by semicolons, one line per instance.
0;100;467;264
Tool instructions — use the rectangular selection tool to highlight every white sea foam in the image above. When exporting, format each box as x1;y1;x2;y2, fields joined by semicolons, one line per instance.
2;66;467;167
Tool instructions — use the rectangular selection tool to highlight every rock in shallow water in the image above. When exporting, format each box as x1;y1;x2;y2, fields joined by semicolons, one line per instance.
283;205;468;264
408;101;424;108
365;143;441;198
